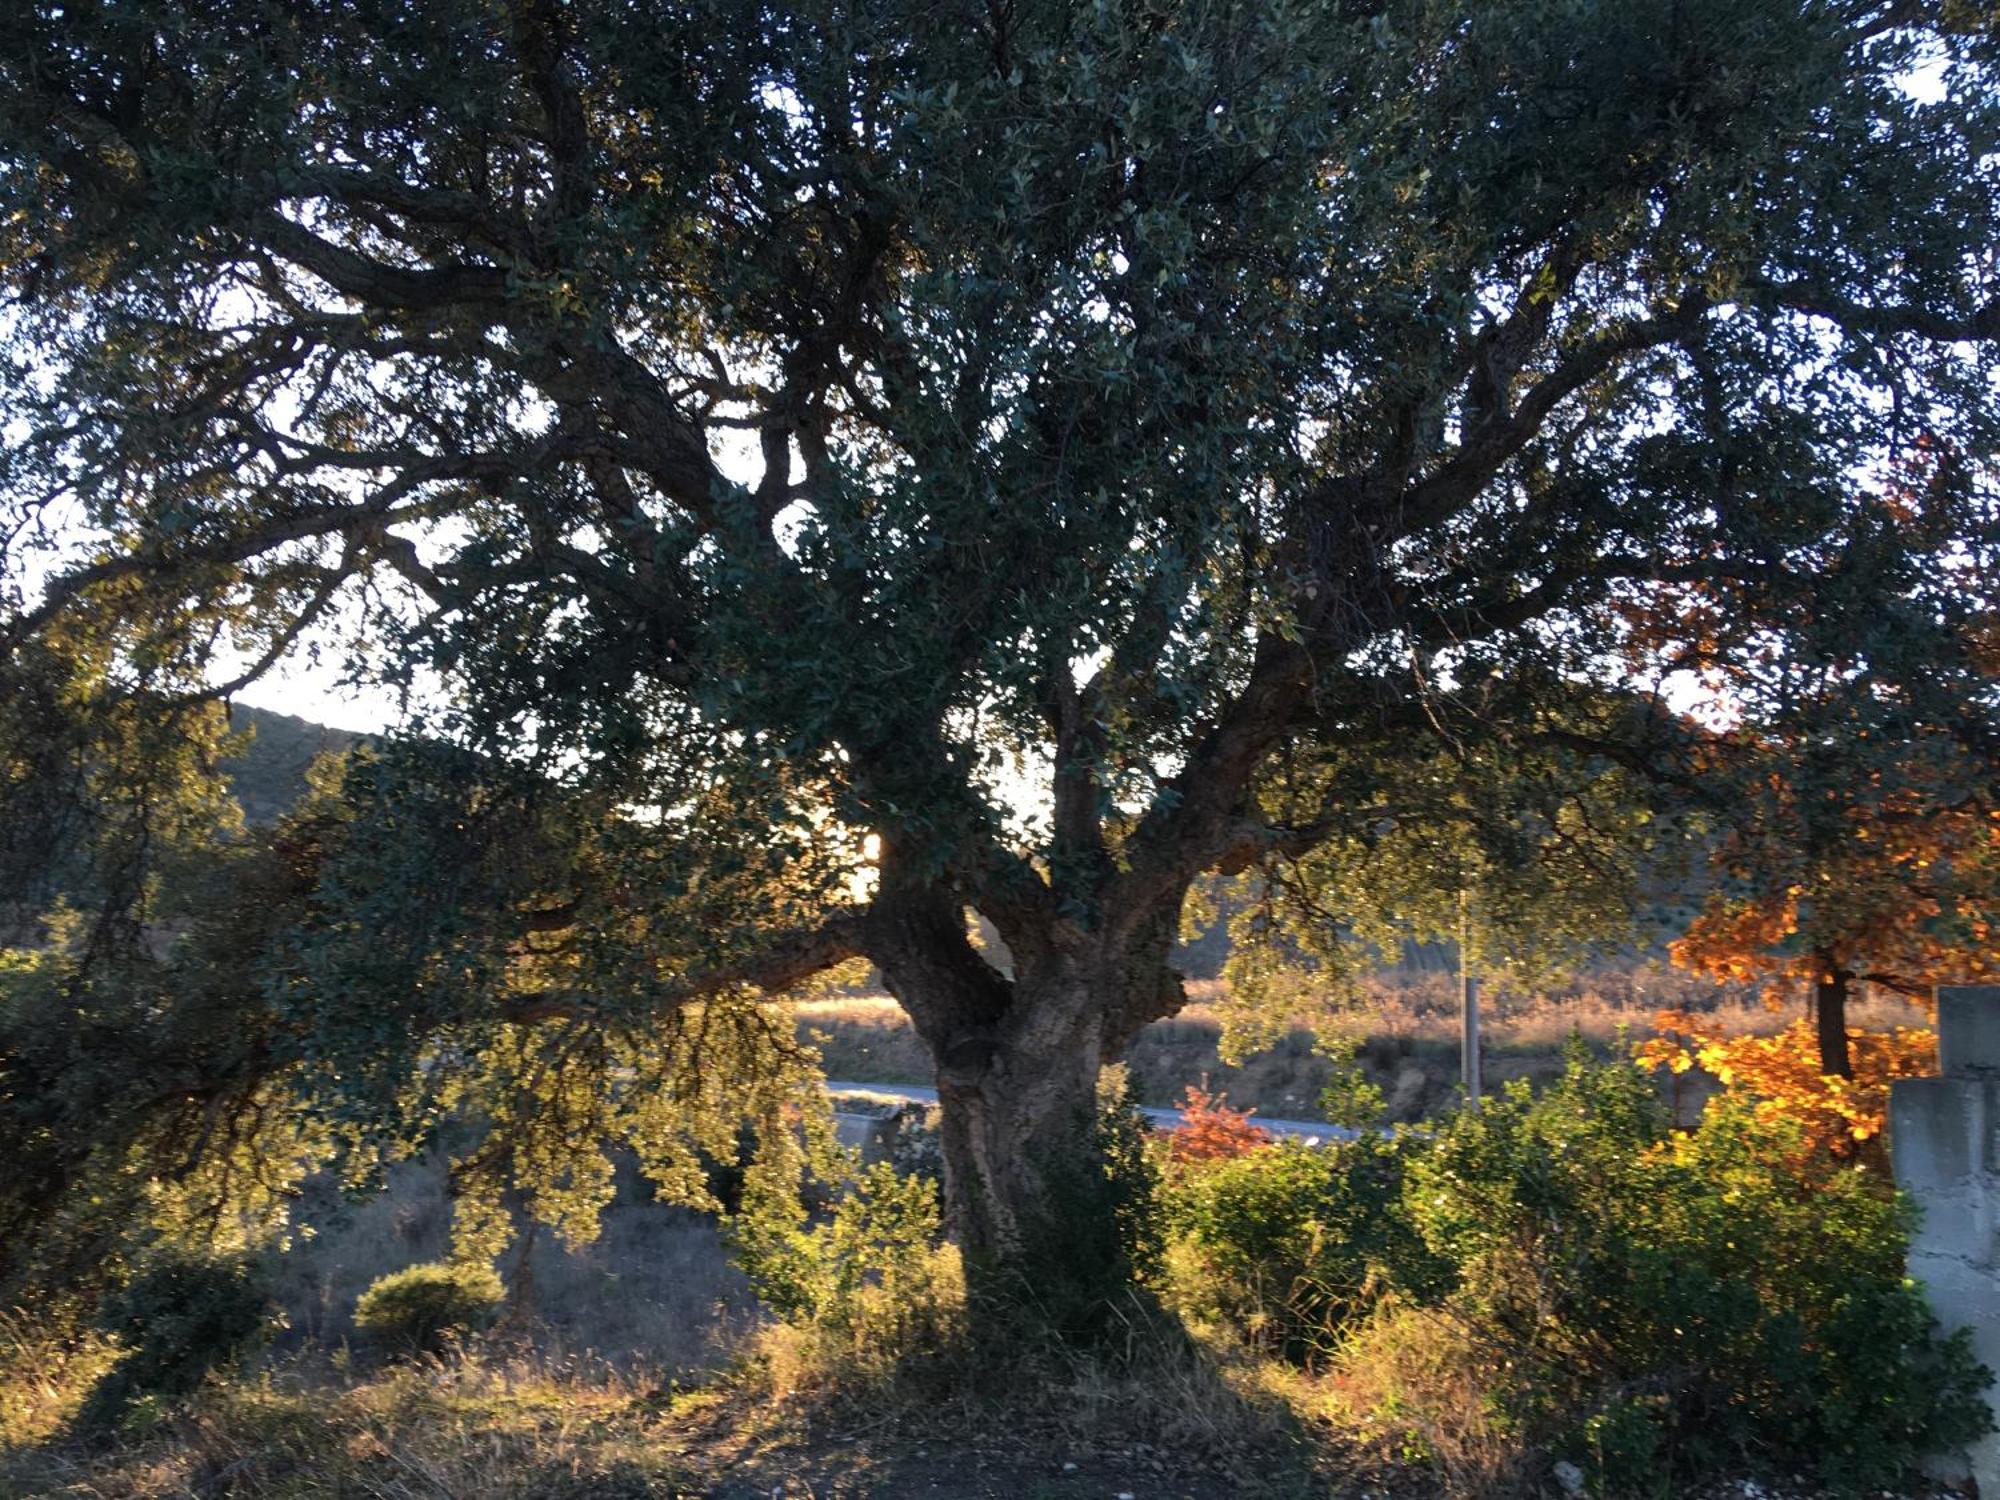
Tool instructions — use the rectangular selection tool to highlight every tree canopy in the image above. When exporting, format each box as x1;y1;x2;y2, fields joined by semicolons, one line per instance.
3;0;1998;1312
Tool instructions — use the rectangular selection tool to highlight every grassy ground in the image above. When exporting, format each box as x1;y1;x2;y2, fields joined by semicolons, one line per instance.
803;969;1934;1124
0;1370;1325;1500
0;1317;1955;1500
1;975;1945;1498
0;1127;1315;1498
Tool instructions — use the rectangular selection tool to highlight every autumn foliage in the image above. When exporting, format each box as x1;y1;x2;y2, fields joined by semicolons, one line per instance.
1669;770;2000;1000
1164;1081;1273;1163
1664;715;1999;1080
1659;442;1999;1079
1638;1009;1936;1160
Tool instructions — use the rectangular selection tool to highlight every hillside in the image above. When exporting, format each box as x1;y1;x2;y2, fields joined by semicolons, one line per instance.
218;706;364;824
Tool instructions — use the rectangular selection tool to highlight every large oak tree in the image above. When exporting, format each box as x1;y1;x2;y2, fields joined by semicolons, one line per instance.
3;0;1997;1312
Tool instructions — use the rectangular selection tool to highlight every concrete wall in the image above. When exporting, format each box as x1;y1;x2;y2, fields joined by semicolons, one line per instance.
1890;984;2000;1493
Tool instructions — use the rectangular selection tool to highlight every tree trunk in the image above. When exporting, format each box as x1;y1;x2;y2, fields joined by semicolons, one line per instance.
885;950;1157;1341
932;986;1105;1267
865;859;1186;1343
1813;953;1853;1079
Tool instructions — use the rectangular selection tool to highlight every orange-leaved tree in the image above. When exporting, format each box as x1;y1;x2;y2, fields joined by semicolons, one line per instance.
1658;444;2000;1084
1644;572;1997;1159
1637;1011;1936;1159
1668;720;1998;1081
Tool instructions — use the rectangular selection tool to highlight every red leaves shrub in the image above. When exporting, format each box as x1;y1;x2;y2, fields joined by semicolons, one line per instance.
1165;1080;1272;1163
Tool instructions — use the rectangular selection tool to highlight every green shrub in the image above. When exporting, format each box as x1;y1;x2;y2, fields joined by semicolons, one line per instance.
1162;1134;1426;1363
732;1158;945;1330
83;1248;282;1423
352;1260;504;1354
731;1155;964;1392
1315;1036;1388;1131
1392;1044;1993;1494
1161;1042;1993;1495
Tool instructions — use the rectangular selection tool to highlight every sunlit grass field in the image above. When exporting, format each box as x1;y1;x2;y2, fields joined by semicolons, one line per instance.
801;969;1934;1124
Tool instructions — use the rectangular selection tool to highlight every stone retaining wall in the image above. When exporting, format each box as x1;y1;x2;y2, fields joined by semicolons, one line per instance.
1890;985;2000;1493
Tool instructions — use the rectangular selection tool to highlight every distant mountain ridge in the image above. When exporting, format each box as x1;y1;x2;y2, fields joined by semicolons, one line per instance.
220;706;364;823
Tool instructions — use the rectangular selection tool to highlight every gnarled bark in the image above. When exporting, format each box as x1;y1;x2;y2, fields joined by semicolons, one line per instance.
930;974;1105;1272
866;863;1184;1332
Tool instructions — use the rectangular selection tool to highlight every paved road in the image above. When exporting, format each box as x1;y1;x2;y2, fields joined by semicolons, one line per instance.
824;1079;1354;1144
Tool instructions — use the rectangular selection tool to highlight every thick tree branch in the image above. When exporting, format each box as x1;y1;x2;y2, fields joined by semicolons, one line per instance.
1743;277;2000;344
1392;299;1711;541
502;909;869;1025
1107;634;1313;939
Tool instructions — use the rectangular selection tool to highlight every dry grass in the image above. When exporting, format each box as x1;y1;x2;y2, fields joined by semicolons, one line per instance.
0;1125;1302;1495
736;1290;1310;1496
0;1345;1321;1500
4;1274;1313;1500
1;1164;759;1494
0;1312;121;1450
1304;1299;1529;1498
0;1356;703;1499
801;971;1934;1125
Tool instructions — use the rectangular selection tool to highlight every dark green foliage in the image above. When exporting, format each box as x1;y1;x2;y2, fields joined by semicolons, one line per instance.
82;1250;282;1424
0;729;827;1319
352;1261;505;1355
1163;1048;1994;1494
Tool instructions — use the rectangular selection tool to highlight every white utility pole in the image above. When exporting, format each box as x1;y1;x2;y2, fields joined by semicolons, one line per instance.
1459;892;1482;1104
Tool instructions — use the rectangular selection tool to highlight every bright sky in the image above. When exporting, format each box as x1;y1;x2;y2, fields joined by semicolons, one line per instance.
234;648;407;734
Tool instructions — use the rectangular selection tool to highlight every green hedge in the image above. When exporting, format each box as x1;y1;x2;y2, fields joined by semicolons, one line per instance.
1161;1044;1993;1494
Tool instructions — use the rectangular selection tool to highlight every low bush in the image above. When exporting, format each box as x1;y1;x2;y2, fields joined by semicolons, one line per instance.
353;1260;505;1355
82;1248;283;1423
1163;1041;1994;1495
732;1156;965;1393
1162;1134;1425;1364
1162;1081;1272;1162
